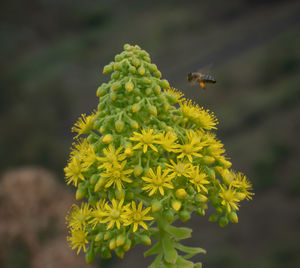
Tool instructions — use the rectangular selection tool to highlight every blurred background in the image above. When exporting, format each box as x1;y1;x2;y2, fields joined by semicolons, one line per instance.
1;0;300;267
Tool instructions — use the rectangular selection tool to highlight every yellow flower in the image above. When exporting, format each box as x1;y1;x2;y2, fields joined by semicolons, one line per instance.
71;138;97;168
101;199;130;230
219;185;240;212
164;87;185;103
130;128;160;153
72;113;95;138
142;166;175;196
67;226;89;254
64;156;88;187
66;203;92;230
89;200;106;228
176;130;205;162
124;201;153;232
188;166;210;193
231;172;254;200
165;159;193;178
179;100;217;130
156;131;178;152
100;160;133;191
97;144;126;169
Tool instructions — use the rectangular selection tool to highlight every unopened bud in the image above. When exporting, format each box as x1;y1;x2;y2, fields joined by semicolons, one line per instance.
111;81;121;91
125;80;134;92
176;188;187;199
228;211;238;223
109;239;116;250
151;200;162;213
103;64;113;74
132;103;141;113
219;216;229;227
134;165;143;177
116;234;126;247
115;120;124;132
75;187;86;200
140;235;151;246
172;200;182;211
138;66;146;75
103;134;113;144
179;210;191;222
85;248;95;264
123;239;132;252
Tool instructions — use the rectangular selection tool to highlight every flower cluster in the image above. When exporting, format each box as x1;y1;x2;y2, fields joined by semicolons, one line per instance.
65;44;254;266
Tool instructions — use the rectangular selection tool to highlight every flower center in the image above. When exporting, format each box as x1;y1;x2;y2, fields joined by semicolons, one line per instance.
182;144;193;154
110;209;120;219
113;170;121;178
142;134;153;144
133;212;142;221
175;163;186;175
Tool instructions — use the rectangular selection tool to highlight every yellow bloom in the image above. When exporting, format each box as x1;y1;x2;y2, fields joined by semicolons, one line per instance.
165;159;193;178
64;156;88;187
97;144;126;169
188;166;210;193
72;113;95;138
219;185;240;212
89;200;106;228
130;128;160;153
156;131;178;152
179;100;217;130
142;166;175;196
101;199;130;230
67;226;89;254
164;87;185;103
66;203;92;230
71;138;97;168
176;130;205;162
231;172;254;200
101;160;133;191
124;201;153;232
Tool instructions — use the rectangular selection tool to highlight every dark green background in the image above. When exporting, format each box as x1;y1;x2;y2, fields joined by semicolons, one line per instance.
1;0;300;267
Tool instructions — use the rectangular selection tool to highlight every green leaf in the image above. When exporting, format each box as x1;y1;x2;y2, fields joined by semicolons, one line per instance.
148;253;163;268
175;256;194;268
175;243;206;259
165;225;192;240
144;242;161;257
162;236;178;264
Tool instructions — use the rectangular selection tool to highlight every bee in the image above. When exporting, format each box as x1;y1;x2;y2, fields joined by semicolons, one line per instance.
187;72;216;89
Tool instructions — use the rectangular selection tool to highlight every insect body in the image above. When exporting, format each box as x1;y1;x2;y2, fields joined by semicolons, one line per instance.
187;72;216;89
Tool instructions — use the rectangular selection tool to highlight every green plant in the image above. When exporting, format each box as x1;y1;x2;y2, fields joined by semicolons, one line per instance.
64;44;254;267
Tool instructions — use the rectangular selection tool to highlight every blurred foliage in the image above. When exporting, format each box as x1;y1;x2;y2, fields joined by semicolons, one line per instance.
0;0;300;267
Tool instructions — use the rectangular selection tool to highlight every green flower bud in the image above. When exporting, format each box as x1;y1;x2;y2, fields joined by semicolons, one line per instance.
115;247;125;259
160;79;170;89
206;167;216;179
202;156;215;165
115;189;125;200
75;187;86;200
125;191;135;200
153;70;162;78
134;165;143;177
153;85;161;95
111;71;120;80
132;103;141;113
123;239;132;252
138;65;146;75
109;239;116;250
195;194;208;203
130;120;139;129
116;234;126;247
124;44;131;50
148;63;158;72
151;200;162;213
148;105;157;116
103;64;113;74
115;120;125;132
179;210;191;222
99;126;106;134
94;177;106;192
95;232;104;242
104;232;112;241
115;54;122;62
111;81;122;91
187;185;195;195
103;134;113;144
209;214;219;222
85;247;95;264
164;210;174;222
129;66;136;74
114;62;122;71
228;211;238;223
110;91;117;101
219;216;229;227
90;174;99;185
196;208;206;216
101;247;112;259
145;88;152;95
132;58;140;67
143;56;151;63
125;80;134;92
140;235;151;246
